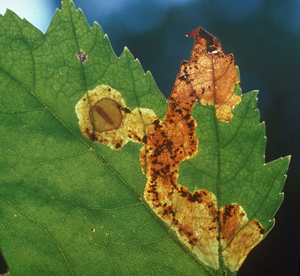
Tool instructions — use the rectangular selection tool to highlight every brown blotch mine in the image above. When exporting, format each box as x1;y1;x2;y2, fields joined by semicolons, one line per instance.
220;204;265;272
184;27;241;122
140;27;263;272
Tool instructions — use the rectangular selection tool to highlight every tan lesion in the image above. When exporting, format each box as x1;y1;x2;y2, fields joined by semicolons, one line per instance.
75;28;264;273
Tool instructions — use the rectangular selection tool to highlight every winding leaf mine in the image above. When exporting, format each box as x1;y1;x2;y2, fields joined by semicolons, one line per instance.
75;27;265;272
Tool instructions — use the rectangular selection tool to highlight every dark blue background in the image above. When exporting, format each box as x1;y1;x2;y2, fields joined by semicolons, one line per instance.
4;0;300;275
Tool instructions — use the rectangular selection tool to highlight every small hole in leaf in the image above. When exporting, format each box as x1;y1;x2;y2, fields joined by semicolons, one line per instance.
76;51;88;63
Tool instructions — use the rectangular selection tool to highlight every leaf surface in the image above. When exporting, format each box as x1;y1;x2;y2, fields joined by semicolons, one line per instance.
0;1;289;275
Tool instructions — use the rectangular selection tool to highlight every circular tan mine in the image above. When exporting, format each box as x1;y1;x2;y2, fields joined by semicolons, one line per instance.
89;98;123;132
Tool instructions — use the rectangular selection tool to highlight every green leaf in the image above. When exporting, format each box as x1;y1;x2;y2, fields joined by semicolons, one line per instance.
0;1;289;275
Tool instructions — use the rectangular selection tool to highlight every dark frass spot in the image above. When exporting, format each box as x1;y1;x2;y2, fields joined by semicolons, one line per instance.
115;142;122;149
122;107;131;113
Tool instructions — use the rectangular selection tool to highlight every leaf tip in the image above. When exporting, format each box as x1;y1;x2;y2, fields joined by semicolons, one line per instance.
61;0;77;12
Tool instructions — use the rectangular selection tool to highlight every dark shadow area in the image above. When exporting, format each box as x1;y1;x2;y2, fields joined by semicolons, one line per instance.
0;249;9;275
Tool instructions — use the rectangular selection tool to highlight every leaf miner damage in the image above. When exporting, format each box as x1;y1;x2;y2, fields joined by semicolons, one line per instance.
75;28;264;273
185;27;241;122
75;84;158;150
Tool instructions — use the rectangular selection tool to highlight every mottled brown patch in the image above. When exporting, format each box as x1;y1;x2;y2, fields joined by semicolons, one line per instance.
140;28;263;271
220;204;265;272
182;27;241;122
